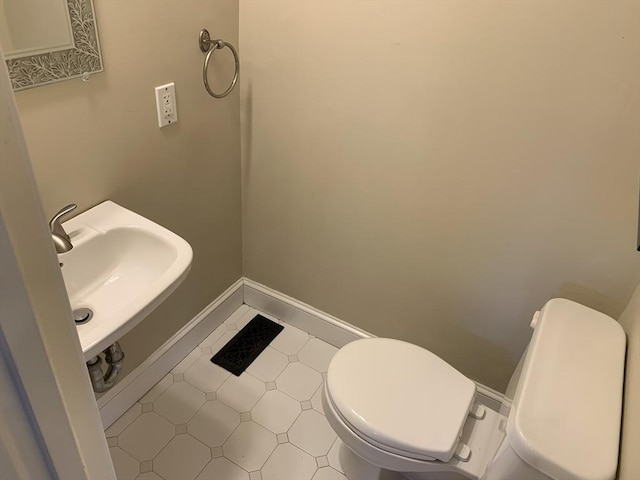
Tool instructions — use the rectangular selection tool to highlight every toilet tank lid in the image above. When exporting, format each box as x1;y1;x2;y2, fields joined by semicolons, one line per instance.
507;298;626;480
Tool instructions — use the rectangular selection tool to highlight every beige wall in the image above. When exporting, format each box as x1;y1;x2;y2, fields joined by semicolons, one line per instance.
618;284;640;480
1;56;115;478
240;1;640;390
12;0;242;376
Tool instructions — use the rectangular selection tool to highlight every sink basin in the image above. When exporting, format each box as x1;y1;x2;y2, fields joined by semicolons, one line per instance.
59;201;193;359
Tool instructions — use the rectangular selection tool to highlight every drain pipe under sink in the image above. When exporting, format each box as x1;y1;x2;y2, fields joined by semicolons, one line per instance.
86;342;125;393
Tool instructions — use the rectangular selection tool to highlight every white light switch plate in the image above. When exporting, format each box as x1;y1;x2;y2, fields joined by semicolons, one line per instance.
154;83;178;127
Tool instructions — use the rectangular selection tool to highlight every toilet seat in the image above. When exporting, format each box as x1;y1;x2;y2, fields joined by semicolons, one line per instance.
325;338;476;463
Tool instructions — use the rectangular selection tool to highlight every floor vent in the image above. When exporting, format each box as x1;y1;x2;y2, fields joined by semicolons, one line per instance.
211;314;284;376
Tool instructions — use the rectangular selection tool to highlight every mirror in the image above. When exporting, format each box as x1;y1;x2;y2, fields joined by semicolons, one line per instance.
1;0;103;91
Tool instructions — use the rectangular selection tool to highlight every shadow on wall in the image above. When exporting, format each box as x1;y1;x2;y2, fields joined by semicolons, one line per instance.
241;81;253;184
555;282;625;319
436;321;515;392
240;79;254;266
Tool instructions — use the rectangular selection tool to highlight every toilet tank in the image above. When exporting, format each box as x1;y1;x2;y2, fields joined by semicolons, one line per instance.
484;298;626;480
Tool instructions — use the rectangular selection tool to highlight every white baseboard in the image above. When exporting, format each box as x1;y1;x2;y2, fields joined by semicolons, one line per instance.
98;278;244;428
99;277;504;428
242;278;505;411
243;278;372;348
474;384;504;412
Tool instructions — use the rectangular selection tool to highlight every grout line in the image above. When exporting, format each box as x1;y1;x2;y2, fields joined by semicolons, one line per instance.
222;446;252;474
151;467;168;480
187;434;211;480
256;436;282;474
326;437;342;474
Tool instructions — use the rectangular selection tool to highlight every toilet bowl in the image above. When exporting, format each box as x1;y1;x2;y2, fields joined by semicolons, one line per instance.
323;298;627;480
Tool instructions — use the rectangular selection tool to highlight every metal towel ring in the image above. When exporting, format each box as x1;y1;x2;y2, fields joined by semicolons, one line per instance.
199;29;239;99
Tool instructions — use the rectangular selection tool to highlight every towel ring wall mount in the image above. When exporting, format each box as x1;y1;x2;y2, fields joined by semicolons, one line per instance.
199;28;239;98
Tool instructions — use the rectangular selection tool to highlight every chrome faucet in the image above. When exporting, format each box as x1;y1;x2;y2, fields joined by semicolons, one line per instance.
49;204;77;253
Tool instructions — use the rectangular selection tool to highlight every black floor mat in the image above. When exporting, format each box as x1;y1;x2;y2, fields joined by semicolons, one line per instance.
211;314;284;376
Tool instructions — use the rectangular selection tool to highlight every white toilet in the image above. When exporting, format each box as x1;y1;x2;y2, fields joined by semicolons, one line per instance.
322;298;626;480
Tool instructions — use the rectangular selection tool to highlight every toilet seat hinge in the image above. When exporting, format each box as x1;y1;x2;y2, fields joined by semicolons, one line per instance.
468;403;486;420
453;442;471;462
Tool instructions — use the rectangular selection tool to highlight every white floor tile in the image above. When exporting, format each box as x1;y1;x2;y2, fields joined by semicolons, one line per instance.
261;443;317;480
210;330;238;355
184;355;230;393
288;410;337;457
187;400;241;447
246;347;289;382
235;304;254;318
106;403;142;437
199;324;227;348
136;473;163;480
196;457;250;480
277;363;323;401
109;447;139;480
108;306;349;480
327;439;344;474
251;390;301;433
217;372;266;413
140;460;152;473
312;467;347;480
227;308;257;331
222;304;252;327
154;434;210;480
270;324;309;355
139;374;173;404
118;412;174;461
171;349;201;374
223;421;277;472
298;338;338;373
154;381;205;425
310;385;325;415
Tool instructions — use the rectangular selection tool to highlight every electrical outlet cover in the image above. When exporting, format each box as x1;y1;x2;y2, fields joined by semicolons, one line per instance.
154;83;178;127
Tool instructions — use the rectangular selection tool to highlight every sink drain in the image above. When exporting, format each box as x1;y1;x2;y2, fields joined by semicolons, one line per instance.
73;307;93;325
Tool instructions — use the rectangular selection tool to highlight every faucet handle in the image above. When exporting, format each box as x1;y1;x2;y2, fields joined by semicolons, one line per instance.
49;203;77;238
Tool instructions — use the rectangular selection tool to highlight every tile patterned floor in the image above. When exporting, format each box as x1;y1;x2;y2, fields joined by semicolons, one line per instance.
106;306;349;480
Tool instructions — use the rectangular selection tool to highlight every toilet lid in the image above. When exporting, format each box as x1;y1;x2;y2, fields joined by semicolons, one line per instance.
326;338;476;463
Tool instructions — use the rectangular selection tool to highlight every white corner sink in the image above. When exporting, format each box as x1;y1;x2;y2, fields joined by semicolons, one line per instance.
58;201;193;360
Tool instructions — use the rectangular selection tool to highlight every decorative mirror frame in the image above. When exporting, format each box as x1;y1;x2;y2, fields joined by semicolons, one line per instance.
5;0;103;91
